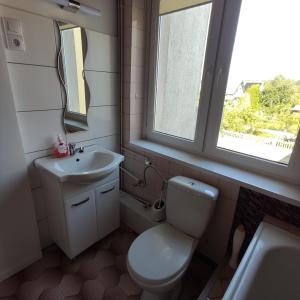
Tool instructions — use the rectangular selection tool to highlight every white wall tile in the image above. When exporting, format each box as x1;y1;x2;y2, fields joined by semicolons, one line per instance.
219;178;240;200
32;187;47;221
67;106;119;143
85;31;118;72
133;0;145;9
132;28;145;48
8;64;62;111
25;149;51;189
130;114;143;130
0;35;42;278
17;110;64;153
0;0;117;36
130;96;144;115
198;194;238;263
80;135;120;152
130;66;144;83
132;6;145;30
131;47;144;66
0;5;56;66
86;71;119;107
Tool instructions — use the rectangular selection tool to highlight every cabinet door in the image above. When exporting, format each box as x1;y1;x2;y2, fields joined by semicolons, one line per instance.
96;179;120;239
64;190;98;258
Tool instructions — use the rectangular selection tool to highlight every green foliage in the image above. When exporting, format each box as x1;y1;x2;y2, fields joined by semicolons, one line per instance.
221;75;300;137
259;75;296;108
247;84;260;109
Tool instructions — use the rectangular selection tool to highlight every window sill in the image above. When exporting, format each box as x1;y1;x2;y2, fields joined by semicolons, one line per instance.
130;139;300;208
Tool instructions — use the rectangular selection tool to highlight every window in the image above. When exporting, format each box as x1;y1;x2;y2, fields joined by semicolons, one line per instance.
146;0;300;183
153;3;211;140
216;0;300;166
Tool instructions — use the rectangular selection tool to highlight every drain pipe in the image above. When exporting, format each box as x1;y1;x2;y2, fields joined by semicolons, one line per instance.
118;0;124;189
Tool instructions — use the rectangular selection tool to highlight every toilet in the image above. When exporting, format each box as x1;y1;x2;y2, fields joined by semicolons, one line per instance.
127;176;219;300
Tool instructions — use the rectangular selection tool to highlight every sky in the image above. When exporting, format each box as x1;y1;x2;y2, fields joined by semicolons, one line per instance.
226;0;300;94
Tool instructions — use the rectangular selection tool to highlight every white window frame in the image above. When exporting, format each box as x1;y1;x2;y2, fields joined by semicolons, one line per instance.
146;0;224;154
145;0;300;184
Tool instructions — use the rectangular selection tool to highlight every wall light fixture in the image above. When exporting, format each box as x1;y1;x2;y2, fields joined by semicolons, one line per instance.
48;0;101;17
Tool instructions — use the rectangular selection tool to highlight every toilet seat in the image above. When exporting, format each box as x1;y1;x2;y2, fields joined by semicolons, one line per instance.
127;223;195;286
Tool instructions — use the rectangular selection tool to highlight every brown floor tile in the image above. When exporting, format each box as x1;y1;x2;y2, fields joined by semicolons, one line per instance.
39;286;64;300
104;286;127;300
0;228;215;300
59;274;83;297
97;267;121;289
0;275;21;298
119;273;141;296
81;279;105;300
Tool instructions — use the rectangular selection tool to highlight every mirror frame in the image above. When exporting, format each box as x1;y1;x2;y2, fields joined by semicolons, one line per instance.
56;21;91;133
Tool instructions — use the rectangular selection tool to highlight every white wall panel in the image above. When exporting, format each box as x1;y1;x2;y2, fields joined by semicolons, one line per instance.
86;71;119;107
17;110;64;153
17;107;118;153
67;106;120;143
0;5;57;66
0;0;117;36
85;31;118;72
0;38;41;281
8;64;62;111
25;149;51;189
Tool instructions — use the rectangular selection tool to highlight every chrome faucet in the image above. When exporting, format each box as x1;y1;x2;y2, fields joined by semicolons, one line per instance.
69;143;84;156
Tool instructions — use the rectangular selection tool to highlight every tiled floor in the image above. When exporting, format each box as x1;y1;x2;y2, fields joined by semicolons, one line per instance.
0;228;214;300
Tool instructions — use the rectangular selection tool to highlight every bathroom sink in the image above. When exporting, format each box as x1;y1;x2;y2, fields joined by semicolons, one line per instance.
35;147;124;183
223;222;300;300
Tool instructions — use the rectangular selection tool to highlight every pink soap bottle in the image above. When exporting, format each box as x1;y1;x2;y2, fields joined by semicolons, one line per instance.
53;135;69;158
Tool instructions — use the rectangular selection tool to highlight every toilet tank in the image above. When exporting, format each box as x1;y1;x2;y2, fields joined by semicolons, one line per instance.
166;176;218;239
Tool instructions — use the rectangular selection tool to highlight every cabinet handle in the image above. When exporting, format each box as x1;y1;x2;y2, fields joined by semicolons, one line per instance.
72;197;89;207
101;186;115;194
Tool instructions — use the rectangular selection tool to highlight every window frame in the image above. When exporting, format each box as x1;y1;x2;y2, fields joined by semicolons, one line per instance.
203;0;300;183
145;0;224;154
145;0;300;184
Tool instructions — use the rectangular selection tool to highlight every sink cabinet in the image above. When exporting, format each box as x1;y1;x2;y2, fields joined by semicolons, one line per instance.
41;170;120;258
96;180;120;240
64;190;98;258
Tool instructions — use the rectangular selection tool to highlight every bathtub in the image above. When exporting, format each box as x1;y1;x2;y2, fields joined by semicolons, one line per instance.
223;222;300;300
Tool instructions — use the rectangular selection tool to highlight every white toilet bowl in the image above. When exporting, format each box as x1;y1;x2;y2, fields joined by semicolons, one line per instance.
128;223;197;300
127;176;219;300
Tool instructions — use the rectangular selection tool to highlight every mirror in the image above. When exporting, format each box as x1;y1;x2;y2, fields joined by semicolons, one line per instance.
56;21;90;133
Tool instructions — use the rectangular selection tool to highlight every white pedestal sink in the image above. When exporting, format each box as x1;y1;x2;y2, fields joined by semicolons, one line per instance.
35;146;124;183
35;146;125;258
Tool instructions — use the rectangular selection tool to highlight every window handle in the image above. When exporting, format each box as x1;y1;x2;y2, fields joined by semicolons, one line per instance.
72;197;89;207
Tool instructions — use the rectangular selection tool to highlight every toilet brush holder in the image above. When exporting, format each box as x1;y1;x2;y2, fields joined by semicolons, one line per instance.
151;199;166;222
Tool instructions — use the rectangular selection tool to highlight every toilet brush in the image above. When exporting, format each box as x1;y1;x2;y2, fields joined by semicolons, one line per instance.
229;224;246;269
